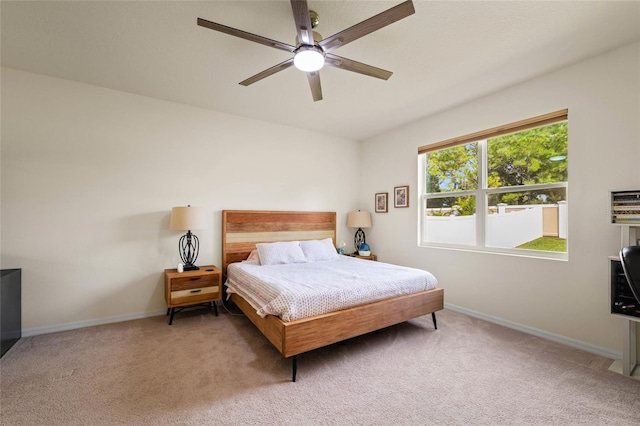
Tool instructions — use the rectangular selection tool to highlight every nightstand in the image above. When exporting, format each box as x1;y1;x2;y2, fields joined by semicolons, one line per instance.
164;265;221;325
345;253;378;261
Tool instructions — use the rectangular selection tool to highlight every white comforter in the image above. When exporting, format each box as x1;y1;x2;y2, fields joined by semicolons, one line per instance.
226;256;438;322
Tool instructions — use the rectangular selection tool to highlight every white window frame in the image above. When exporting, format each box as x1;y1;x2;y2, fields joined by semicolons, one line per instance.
417;110;568;260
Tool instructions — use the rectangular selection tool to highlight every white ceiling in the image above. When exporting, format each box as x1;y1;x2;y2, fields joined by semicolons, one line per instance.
2;1;639;141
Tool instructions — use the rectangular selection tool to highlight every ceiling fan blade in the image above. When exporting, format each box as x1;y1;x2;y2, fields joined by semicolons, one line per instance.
290;0;315;46
318;0;415;53
325;54;393;80
197;17;296;53
239;58;295;86
307;71;323;102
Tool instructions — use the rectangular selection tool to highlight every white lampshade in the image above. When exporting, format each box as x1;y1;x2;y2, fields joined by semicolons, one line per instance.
169;206;207;231
347;211;372;229
293;45;325;72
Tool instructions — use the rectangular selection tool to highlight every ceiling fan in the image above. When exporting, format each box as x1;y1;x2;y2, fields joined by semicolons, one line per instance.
197;0;415;102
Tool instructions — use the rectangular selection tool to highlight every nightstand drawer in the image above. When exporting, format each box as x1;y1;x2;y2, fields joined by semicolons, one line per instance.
170;275;216;292
171;285;220;305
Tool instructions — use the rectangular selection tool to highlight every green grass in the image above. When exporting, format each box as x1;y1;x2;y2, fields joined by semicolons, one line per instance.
516;237;566;252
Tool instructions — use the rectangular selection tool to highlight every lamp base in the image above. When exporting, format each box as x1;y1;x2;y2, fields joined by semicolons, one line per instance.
177;231;200;272
183;264;199;271
354;228;366;253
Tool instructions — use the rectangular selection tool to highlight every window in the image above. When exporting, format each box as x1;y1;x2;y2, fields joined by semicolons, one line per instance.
418;110;568;258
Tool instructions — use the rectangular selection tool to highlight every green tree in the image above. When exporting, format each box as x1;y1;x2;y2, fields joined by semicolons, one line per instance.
426;122;568;212
487;122;567;204
426;143;477;213
426;143;477;193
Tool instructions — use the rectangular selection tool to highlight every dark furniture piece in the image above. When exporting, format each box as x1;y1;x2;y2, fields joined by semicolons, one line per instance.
615;246;640;377
611;257;640;319
1;269;22;357
621;246;640;305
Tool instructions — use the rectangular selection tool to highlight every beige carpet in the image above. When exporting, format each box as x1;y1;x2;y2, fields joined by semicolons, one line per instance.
1;307;640;425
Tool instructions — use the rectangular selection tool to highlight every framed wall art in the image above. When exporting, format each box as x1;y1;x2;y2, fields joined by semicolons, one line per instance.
394;186;409;208
375;192;388;213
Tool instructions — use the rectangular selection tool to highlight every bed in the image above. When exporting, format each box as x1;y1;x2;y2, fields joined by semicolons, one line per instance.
222;210;444;381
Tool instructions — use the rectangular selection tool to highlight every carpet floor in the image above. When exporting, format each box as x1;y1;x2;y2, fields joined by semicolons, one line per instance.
1;307;639;425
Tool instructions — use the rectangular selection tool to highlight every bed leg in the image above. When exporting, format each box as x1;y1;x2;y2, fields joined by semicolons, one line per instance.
432;312;437;330
292;355;298;382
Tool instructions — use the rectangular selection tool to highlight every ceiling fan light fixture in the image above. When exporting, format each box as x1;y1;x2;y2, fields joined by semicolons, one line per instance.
293;45;325;72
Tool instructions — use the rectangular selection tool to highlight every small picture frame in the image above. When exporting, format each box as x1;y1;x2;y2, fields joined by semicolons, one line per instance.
394;186;409;208
375;192;388;213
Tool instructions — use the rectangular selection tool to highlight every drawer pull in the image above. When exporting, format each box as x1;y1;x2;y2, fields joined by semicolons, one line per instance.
190;289;202;294
190;277;201;281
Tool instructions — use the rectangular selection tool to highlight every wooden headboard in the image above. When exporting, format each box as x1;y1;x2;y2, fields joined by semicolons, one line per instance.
221;210;337;277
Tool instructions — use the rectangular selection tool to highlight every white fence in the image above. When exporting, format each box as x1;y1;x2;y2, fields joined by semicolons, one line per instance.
424;203;567;248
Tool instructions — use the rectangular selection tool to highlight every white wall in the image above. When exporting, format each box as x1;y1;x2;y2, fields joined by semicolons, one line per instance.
361;42;640;356
0;68;361;333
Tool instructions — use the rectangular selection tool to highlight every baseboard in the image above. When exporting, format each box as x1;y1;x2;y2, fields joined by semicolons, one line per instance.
22;300;226;337
21;310;166;337
444;302;623;361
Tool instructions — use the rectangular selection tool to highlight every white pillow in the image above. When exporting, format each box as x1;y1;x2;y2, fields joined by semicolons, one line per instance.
256;241;307;265
300;238;340;262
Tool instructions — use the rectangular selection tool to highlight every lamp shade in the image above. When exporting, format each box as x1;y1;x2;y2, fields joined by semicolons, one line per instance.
169;206;207;231
347;211;372;229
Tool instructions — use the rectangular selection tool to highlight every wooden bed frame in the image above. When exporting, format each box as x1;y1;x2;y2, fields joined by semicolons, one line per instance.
222;210;444;381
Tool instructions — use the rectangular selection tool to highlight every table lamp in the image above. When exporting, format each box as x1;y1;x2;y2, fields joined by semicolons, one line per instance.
347;210;372;254
169;205;207;271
